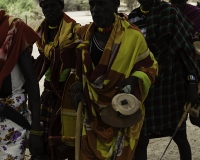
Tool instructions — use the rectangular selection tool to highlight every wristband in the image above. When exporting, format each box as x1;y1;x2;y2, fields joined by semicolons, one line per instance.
30;130;43;136
187;75;196;81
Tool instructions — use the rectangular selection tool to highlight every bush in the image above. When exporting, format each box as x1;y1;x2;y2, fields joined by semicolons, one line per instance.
0;2;7;11
0;0;43;28
63;2;89;11
0;0;36;21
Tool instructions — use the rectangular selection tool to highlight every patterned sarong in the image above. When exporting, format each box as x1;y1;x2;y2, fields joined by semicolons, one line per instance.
0;94;31;160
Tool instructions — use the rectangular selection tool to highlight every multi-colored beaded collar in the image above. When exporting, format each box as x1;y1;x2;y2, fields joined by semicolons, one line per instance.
97;24;114;33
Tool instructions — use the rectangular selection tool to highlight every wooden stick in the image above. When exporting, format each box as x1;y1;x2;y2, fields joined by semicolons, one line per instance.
75;102;83;160
159;102;191;160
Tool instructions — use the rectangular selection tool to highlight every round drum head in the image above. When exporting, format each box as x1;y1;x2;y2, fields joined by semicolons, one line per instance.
101;105;142;128
112;93;140;115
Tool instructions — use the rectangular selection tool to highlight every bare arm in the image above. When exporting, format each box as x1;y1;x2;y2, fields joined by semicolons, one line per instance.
18;46;41;131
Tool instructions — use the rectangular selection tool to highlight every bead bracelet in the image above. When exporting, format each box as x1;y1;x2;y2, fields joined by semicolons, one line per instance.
30;130;43;136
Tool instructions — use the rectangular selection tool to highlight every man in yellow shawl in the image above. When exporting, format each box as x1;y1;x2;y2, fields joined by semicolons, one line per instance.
69;0;158;159
33;0;80;159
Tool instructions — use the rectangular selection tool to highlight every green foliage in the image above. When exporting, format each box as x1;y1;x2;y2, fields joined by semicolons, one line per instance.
64;0;90;11
0;1;7;11
0;0;37;22
124;0;138;11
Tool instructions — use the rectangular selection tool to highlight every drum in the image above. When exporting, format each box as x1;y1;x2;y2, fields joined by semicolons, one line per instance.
101;93;142;128
48;72;84;159
60;72;84;146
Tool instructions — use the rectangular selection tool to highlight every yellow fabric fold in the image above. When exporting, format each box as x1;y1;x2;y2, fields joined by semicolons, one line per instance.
36;18;80;60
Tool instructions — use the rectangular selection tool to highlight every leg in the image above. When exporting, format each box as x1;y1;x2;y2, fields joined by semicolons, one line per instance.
30;141;49;160
39;88;58;158
189;114;200;127
133;134;149;160
172;129;191;160
153;127;191;160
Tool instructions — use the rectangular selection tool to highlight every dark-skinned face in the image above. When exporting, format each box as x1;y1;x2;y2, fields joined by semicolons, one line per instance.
137;0;154;10
170;0;187;11
89;0;115;28
40;1;63;25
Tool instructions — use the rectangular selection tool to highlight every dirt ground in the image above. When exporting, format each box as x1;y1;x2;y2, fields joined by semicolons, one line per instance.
147;120;200;160
25;118;200;160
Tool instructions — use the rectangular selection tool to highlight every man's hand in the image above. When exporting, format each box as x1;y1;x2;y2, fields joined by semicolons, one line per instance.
193;31;200;42
186;82;199;107
69;82;86;111
28;134;43;157
117;76;138;93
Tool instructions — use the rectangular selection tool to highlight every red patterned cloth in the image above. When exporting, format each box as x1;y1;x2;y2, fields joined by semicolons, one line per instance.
0;10;39;88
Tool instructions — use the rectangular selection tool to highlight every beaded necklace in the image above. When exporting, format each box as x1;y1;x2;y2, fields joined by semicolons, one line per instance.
48;25;58;29
97;24;114;33
140;6;150;14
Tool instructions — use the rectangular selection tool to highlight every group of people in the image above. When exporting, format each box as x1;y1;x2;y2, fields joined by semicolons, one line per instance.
0;0;200;160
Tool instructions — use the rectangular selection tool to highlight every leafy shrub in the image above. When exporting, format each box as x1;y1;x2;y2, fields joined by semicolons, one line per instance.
0;0;43;28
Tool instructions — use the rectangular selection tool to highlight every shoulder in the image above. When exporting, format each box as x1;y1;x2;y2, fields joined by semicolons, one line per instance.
186;3;199;9
128;7;140;18
127;23;142;34
8;17;24;26
186;4;200;13
63;12;76;23
122;20;145;41
8;18;35;35
151;1;178;16
159;2;179;14
128;7;144;25
154;1;183;20
75;23;92;39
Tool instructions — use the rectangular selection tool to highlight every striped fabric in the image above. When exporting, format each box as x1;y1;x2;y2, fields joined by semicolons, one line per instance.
34;12;80;158
128;0;200;135
75;14;158;159
129;8;147;37
34;12;80;98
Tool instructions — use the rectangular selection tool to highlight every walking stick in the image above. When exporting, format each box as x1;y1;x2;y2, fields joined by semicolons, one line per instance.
159;102;192;160
75;101;83;160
